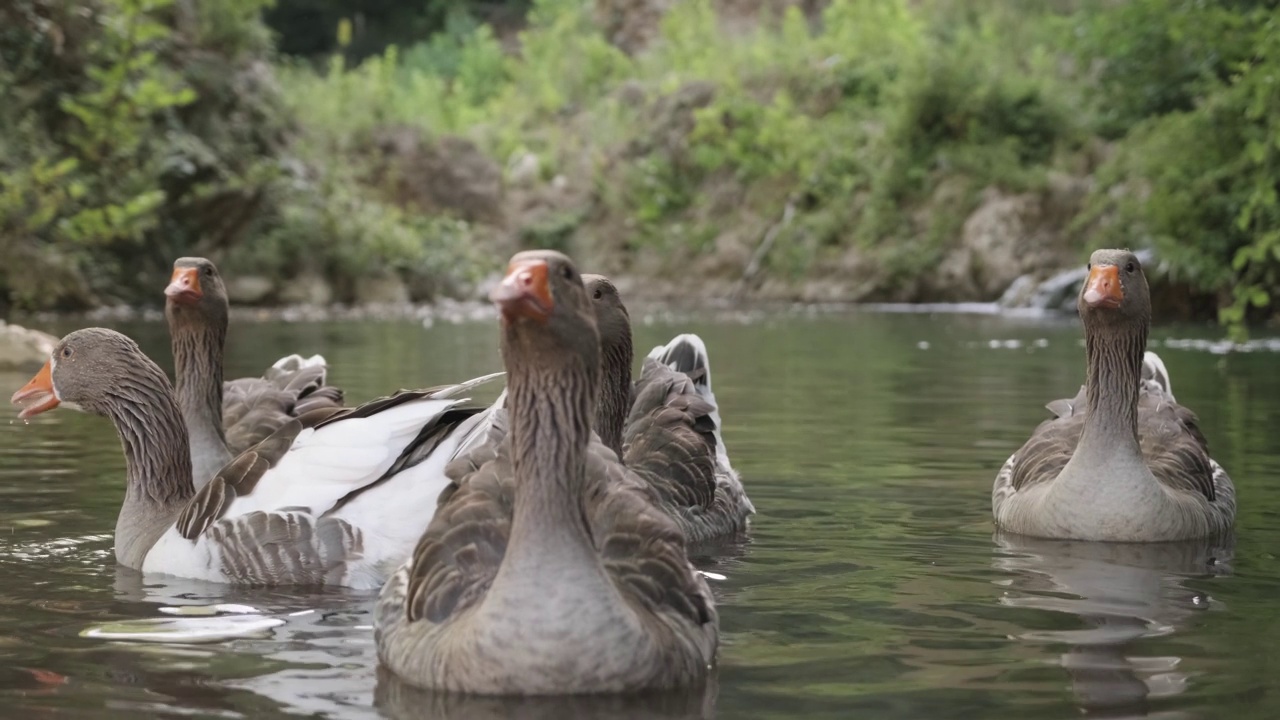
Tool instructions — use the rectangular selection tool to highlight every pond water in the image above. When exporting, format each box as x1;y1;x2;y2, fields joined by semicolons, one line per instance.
1;307;1278;719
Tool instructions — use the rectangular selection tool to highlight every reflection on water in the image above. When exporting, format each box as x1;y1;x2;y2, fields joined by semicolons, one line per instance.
375;668;717;720
994;534;1234;719
1;311;1279;718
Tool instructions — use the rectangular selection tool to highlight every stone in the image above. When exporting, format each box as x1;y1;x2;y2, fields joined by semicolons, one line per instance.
277;272;333;306
0;320;58;371
933;180;1086;303
225;275;275;305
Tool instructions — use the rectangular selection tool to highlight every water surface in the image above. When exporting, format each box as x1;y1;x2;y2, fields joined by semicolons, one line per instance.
1;309;1277;718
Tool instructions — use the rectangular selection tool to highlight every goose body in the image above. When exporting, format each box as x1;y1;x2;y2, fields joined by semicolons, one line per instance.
992;250;1236;542
375;251;717;694
12;328;500;589
165;257;344;486
585;276;753;542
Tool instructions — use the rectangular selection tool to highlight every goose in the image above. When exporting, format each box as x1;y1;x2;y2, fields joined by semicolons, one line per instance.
11;327;501;588
375;250;717;694
584;274;753;542
165;257;344;486
992;249;1236;542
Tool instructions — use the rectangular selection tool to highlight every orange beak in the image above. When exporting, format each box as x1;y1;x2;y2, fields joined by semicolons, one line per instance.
165;267;202;305
1082;264;1123;309
11;359;60;420
491;259;553;323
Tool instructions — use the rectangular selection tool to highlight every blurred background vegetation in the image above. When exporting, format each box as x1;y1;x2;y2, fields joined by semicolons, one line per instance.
1;0;1277;334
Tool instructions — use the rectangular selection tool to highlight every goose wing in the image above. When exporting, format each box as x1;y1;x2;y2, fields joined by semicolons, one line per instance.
624;334;753;542
147;376;500;588
222;355;345;454
1137;389;1222;503
394;429;714;638
993;385;1086;513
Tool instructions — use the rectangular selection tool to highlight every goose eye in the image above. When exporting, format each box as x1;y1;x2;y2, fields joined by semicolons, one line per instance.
1125;262;1135;274
592;288;603;300
61;346;73;359
561;265;574;280
1086;262;1091;271
204;267;214;277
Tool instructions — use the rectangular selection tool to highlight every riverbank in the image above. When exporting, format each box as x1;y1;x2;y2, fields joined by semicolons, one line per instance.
4;256;1230;330
3;0;1275;334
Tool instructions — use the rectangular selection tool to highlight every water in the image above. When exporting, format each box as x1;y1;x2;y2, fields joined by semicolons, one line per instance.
1;308;1278;719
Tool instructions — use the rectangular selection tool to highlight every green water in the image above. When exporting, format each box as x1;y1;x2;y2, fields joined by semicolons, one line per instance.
1;308;1278;719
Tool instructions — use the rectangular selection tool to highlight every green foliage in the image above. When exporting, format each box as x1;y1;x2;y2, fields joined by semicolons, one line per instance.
5;0;1278;327
254;171;479;281
1065;0;1262;137
0;0;196;307
1085;4;1280;337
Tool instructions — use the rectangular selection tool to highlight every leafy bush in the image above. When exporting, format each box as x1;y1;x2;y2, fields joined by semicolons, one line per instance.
1092;10;1280;336
6;0;1277;329
0;0;197;308
1066;0;1263;137
1068;2;1278;336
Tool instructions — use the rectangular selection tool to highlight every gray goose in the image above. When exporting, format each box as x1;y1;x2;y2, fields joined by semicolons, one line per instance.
165;257;344;486
584;274;753;542
375;250;717;694
992;249;1236;541
11;328;499;588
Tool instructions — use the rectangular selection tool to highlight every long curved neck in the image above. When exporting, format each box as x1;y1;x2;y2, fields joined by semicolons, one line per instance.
1078;317;1147;462
595;324;633;458
168;305;231;484
491;322;606;591
504;340;599;564
98;360;196;569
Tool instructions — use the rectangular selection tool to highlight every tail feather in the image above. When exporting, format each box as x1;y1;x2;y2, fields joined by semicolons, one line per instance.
648;333;713;395
649;334;727;467
270;353;327;373
1142;351;1174;402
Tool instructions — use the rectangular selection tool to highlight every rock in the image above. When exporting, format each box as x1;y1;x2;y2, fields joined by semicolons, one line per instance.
277;272;332;306
354;273;409;306
935;182;1085;302
938;190;1040;300
368;126;505;225
0;320;58;371
225;275;275;305
997;274;1038;308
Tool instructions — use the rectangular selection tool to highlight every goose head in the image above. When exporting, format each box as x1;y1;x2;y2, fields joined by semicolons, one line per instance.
582;274;631;354
1078;249;1152;331
491;250;600;368
12;328;148;419
164;257;229;330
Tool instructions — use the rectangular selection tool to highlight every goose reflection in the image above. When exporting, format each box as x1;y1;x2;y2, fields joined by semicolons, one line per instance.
993;533;1234;718
374;666;717;720
109;568;721;719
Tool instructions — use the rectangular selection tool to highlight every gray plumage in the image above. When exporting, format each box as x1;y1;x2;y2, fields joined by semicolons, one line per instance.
11;327;489;588
165;257;344;487
584;275;753;543
992;249;1236;541
376;250;718;695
